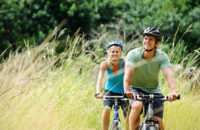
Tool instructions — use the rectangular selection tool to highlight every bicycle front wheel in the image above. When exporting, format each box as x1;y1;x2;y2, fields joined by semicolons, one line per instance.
110;120;121;130
147;126;157;130
139;123;158;130
138;122;144;130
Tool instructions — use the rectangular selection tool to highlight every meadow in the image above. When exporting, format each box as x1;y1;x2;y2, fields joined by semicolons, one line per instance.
0;31;199;130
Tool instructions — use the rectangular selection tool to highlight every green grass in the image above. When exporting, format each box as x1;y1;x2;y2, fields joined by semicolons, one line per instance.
0;31;199;130
164;94;200;130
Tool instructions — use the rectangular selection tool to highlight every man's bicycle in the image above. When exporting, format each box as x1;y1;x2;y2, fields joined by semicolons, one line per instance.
103;95;128;130
135;94;181;130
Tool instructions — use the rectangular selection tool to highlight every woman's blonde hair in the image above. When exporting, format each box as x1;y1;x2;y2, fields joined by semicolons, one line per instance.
107;46;122;69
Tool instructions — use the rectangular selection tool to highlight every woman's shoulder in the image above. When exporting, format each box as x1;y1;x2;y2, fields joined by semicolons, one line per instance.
120;57;125;60
100;61;108;70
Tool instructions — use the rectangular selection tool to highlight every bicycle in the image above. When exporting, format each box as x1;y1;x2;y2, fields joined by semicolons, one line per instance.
103;95;128;130
134;94;181;130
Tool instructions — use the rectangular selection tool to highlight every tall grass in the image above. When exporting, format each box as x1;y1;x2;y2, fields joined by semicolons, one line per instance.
0;33;102;130
0;28;200;130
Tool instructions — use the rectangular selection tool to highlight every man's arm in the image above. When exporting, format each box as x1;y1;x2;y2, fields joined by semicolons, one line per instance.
124;65;135;99
162;66;178;101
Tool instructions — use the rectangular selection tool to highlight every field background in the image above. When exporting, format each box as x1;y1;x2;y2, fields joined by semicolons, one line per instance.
0;0;200;130
0;32;199;130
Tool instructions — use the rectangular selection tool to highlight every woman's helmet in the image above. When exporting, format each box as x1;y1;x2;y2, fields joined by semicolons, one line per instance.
107;41;123;50
143;27;162;41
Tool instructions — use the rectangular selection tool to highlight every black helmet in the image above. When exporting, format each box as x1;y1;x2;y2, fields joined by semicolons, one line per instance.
143;27;162;41
107;41;123;50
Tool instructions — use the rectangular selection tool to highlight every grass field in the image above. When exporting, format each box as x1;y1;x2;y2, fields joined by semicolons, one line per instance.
0;33;199;130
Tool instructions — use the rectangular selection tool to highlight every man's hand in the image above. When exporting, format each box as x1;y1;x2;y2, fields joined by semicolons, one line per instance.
125;91;136;99
95;93;103;99
168;92;178;102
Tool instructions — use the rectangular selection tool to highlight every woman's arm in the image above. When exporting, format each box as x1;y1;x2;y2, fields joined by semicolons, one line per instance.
96;61;107;98
124;65;135;99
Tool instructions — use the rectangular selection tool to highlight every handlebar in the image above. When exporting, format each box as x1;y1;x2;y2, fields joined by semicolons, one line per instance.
103;95;128;100
103;94;181;101
135;94;181;101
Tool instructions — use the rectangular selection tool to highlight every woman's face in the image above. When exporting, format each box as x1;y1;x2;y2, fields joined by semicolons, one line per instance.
108;46;121;61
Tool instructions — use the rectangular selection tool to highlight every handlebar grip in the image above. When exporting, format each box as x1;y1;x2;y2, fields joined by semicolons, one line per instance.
123;94;128;98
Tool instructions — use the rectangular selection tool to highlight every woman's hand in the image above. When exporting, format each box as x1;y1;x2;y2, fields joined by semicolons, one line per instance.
95;93;103;99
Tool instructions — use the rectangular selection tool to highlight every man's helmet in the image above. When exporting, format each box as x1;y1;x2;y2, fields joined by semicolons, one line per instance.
143;27;162;41
107;41;123;50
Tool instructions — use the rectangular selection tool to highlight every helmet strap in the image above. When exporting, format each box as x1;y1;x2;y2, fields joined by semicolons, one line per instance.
143;41;158;52
144;47;155;52
143;46;157;58
142;39;158;58
143;44;157;52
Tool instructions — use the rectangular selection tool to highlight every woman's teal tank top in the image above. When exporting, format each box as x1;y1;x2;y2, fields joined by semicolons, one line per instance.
105;59;124;93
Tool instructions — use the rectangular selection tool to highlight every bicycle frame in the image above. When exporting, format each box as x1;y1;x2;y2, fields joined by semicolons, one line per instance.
113;98;120;120
112;104;121;130
103;96;127;130
137;94;180;130
139;97;159;130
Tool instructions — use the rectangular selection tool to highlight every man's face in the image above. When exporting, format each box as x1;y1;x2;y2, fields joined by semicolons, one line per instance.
143;35;158;50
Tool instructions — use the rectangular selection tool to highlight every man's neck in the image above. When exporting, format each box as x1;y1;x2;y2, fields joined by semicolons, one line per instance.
143;49;156;60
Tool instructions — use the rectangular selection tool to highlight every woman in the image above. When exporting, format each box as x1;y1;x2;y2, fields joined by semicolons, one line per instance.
95;41;129;130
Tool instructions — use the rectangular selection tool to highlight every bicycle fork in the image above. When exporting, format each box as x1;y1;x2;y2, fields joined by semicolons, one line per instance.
144;100;159;129
113;98;120;121
112;98;121;128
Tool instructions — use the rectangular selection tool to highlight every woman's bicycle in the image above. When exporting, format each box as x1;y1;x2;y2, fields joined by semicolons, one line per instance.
135;94;181;130
103;95;128;130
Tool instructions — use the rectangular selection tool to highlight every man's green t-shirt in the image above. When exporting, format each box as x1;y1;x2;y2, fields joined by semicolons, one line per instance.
126;47;172;93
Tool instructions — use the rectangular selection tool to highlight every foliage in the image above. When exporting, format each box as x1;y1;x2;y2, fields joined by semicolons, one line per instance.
111;0;200;51
0;0;200;57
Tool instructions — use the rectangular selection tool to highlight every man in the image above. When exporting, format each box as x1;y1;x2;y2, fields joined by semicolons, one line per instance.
124;27;178;130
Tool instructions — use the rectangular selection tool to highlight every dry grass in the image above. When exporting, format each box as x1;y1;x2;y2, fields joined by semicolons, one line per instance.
0;27;199;130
